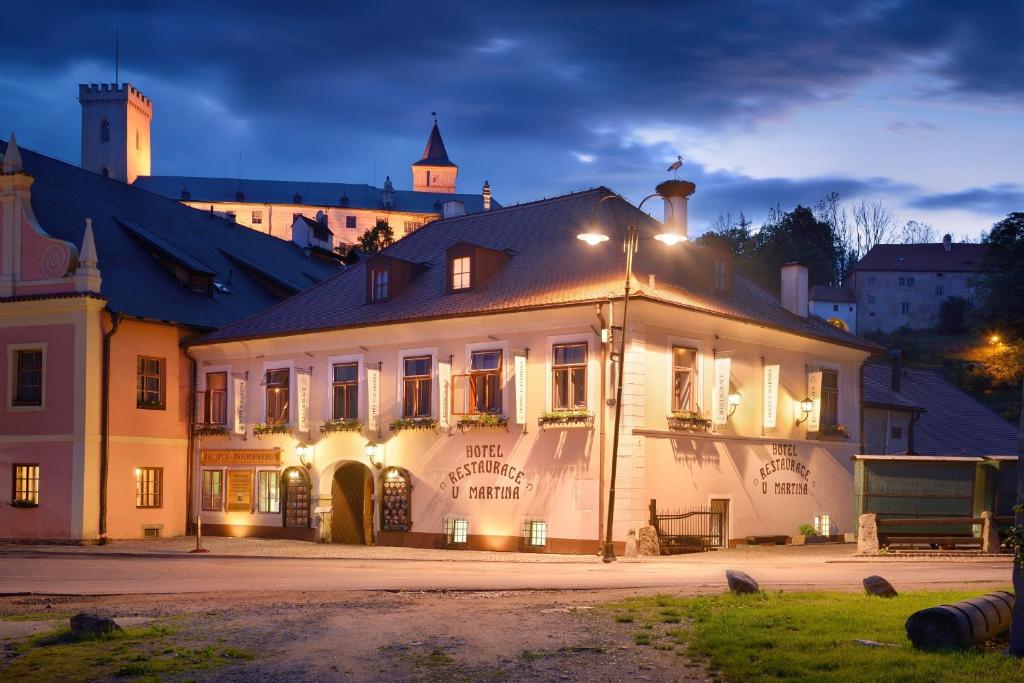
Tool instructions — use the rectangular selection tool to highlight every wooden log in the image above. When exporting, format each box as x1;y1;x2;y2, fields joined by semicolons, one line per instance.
906;592;1014;650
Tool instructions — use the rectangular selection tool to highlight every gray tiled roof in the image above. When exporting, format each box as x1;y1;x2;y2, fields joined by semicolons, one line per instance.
851;243;988;272
864;363;1019;456
1;141;341;330
133;175;494;214
195;187;879;351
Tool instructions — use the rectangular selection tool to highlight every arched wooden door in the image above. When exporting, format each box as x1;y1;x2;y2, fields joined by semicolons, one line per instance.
282;467;311;528
331;462;374;544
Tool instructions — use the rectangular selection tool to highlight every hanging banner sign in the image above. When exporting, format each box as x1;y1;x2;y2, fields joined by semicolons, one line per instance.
438;359;452;430
514;353;528;426
806;370;823;433
713;356;731;426
296;368;312;434
763;363;780;430
232;373;247;436
366;365;381;434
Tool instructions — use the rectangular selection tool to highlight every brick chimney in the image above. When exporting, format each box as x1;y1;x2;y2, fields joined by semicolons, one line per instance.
780;263;808;317
943;233;952;252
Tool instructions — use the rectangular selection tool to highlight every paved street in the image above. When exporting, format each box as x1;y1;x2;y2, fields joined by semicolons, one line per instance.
0;543;1011;595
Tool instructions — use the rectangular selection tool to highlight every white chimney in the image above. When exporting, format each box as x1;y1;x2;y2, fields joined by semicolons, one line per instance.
943;234;952;252
655;179;696;239
482;180;491;211
442;200;465;218
780;262;809;317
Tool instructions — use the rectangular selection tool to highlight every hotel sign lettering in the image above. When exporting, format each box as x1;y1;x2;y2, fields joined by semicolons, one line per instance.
440;442;532;501
201;449;281;466
752;443;814;496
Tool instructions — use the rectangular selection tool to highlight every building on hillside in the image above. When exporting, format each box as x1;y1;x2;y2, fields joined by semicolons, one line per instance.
808;285;857;334
185;178;878;551
0;135;341;541
843;236;988;334
862;359;1018;457
78;82;497;246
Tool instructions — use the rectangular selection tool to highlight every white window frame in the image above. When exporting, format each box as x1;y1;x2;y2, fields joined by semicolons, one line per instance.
397;347;437;419
261;360;295;427
451;256;472;290
326;353;364;422
544;333;597;412
199;364;232;425
665;335;704;417
464;340;509;416
254;467;282;516
7;342;46;412
200;467;226;512
810;361;842;430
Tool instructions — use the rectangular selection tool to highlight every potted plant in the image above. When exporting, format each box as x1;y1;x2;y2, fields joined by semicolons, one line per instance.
457;414;508;432
666;410;712;432
194;423;230;437
320;418;362;435
389;417;438;433
818;423;850;440
252;423;292;438
10;499;38;509
793;523;821;545
537;409;594;429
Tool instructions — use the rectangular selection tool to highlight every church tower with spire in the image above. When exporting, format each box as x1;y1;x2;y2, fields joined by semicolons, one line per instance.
411;120;458;193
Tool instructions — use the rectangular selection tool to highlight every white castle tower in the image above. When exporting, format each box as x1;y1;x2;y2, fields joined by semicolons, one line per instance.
79;83;153;183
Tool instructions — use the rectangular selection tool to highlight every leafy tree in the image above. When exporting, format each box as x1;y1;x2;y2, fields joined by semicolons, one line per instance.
696;212;755;265
975;213;1024;339
748;205;842;294
898;219;937;244
938;296;970;334
358;218;395;255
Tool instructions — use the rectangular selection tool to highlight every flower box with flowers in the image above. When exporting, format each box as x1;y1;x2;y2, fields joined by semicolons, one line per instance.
537;410;594;429
667;411;712;432
194;423;230;437
320;419;362;435
10;499;38;509
457;414;509;432
389;417;438;433
252;423;292;438
817;424;850;441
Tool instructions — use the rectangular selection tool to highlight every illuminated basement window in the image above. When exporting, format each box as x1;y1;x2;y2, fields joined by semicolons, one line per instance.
446;517;469;546
814;513;831;537
524;519;548;548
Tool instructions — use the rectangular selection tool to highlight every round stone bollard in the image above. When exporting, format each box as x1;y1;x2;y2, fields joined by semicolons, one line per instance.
904;591;1014;650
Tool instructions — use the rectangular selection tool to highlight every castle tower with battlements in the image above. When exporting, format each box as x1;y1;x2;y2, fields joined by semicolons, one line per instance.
79;83;152;183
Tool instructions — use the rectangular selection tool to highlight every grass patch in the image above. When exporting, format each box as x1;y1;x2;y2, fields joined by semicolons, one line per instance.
3;621;254;681
608;589;1024;682
0;610;75;622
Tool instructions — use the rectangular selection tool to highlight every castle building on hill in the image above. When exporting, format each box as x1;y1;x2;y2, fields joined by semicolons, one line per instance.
79;83;496;246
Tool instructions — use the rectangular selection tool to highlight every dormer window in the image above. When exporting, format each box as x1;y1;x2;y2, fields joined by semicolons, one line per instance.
452;256;471;290
371;268;389;301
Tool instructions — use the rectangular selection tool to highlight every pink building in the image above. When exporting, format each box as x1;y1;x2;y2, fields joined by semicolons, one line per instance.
0;132;341;541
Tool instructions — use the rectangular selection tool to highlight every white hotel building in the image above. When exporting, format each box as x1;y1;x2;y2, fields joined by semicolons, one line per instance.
186;181;876;553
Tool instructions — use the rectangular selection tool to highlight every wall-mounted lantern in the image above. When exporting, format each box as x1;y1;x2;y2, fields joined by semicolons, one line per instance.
365;441;382;469
296;443;313;469
727;392;742;417
795;397;814;425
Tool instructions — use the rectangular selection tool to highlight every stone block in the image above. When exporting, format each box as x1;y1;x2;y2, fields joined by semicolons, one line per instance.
857;513;879;554
70;613;122;637
981;511;1000;554
637;526;661;556
863;575;898;598
624;529;638;558
725;569;760;594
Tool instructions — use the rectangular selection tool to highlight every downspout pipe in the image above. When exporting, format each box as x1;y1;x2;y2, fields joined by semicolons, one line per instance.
99;309;122;540
184;347;198;536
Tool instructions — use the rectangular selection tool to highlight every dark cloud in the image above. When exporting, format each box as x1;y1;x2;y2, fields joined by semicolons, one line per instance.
909;184;1024;215
0;0;1020;212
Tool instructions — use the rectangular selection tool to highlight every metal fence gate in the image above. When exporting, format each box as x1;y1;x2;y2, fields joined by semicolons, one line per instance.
649;499;724;553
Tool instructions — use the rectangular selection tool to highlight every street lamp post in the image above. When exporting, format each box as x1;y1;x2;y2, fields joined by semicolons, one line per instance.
578;187;690;563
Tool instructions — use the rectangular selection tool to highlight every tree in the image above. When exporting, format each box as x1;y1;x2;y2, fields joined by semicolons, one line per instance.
696;212;755;262
898;220;937;244
358;218;395;255
937;296;970;333
975;213;1024;339
748;205;842;294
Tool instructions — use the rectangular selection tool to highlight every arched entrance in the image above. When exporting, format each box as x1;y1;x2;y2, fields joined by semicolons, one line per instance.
331;462;374;544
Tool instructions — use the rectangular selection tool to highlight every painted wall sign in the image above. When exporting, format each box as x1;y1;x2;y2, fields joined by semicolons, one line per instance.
296;368;311;434
763;363;780;430
806;369;823;433
713;356;731;426
514;353;527;426
366;364;380;434
752;445;814;496
232;373;247;436
441;456;531;501
201;449;281;466
438;358;452;430
226;470;254;511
